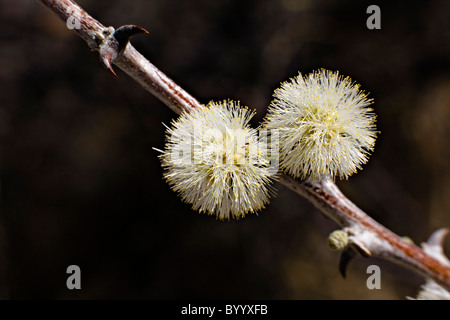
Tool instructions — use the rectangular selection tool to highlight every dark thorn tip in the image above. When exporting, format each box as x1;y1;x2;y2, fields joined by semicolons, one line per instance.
339;248;357;278
100;56;118;78
114;25;149;41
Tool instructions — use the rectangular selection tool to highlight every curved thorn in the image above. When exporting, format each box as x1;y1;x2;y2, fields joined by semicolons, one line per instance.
99;44;119;78
114;25;149;52
339;247;357;278
104;61;118;78
349;238;372;258
115;25;149;37
427;228;449;249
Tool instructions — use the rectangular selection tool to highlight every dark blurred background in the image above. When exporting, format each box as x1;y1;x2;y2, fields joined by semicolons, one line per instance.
0;0;449;299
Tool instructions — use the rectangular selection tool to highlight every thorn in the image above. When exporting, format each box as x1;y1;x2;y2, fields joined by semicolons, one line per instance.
107;66;118;78
100;54;118;78
99;36;119;77
98;25;149;77
427;228;449;248
339;247;357;278
114;25;149;52
349;238;372;257
115;25;149;38
422;228;450;267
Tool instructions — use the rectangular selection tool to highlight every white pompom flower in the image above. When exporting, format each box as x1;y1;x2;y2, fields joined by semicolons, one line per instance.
264;69;377;180
158;100;275;220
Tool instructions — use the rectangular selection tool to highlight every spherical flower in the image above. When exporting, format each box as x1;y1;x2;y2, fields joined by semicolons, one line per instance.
264;69;377;180
159;100;274;220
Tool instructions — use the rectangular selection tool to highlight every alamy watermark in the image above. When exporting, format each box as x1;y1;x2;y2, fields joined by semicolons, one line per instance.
366;265;381;289
66;7;81;30
66;265;81;290
367;5;381;30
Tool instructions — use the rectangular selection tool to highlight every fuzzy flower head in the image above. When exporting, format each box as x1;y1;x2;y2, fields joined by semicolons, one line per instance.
264;69;377;180
159;100;274;220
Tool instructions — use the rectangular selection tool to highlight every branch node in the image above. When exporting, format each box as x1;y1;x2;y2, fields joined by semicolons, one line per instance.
335;228;372;278
98;25;149;77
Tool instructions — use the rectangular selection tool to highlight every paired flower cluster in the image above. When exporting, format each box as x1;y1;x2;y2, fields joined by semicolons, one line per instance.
158;70;377;219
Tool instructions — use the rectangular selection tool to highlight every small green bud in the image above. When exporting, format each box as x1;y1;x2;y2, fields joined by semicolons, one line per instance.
401;236;414;245
327;230;349;250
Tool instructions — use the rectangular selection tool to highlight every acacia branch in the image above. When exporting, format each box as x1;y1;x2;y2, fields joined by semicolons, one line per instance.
38;0;450;292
